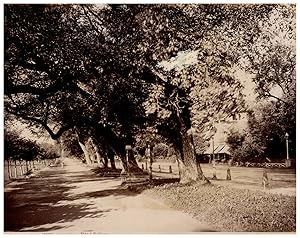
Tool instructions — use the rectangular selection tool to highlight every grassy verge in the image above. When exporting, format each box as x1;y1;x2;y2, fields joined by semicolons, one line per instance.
143;182;296;232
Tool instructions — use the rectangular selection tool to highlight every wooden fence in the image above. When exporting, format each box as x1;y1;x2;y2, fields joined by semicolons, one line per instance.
4;159;55;182
234;162;287;168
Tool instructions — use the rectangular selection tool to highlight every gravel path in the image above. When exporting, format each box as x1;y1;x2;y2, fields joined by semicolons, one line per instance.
4;157;212;233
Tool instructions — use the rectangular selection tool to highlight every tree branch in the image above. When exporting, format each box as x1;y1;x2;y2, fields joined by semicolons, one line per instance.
260;87;288;105
81;5;102;36
18;60;49;73
5;106;72;140
5;74;64;96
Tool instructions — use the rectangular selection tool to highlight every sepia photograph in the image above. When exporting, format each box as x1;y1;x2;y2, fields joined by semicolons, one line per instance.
3;2;296;235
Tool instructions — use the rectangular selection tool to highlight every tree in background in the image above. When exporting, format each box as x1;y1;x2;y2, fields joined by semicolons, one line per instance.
227;99;295;163
4;129;59;162
227;5;296;163
242;5;295;104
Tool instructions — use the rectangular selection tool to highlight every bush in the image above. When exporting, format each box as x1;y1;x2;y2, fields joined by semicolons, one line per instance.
226;129;265;163
4;129;59;161
153;143;169;158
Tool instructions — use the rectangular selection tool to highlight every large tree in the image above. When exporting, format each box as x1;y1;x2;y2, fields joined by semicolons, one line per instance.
241;5;295;105
4;4;150;172
227;5;296;162
5;4;283;182
102;4;272;182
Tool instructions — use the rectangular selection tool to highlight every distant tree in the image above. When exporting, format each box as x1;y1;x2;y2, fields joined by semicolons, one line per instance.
226;128;265;163
227;99;296;162
153;143;169;159
242;5;296;105
4;129;58;161
227;5;296;163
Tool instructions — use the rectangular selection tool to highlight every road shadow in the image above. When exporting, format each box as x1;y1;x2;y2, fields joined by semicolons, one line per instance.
70;187;140;200
4;168;123;232
64;173;121;184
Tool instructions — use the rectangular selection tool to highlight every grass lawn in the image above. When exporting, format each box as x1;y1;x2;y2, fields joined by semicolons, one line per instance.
135;160;296;196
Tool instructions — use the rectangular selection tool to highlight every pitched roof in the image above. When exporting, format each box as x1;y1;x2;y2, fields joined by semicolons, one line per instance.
203;143;231;155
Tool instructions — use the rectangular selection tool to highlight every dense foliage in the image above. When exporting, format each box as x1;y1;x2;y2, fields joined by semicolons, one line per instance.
4;4;296;180
4;129;59;161
227;100;295;162
226;5;295;163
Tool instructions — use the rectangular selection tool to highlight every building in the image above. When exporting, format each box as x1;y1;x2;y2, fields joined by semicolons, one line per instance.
198;111;248;163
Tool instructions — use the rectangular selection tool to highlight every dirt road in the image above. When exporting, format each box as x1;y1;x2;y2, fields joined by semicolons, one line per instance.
4;157;212;233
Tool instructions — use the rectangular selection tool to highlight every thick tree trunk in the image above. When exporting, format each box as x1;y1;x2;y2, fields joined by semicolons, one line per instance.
78;141;92;165
91;140;105;167
128;149;138;167
103;157;109;168
74;129;93;165
175;150;191;183
110;157;116;169
126;148;144;174
93;124;129;171
108;147;127;171
95;147;103;167
179;131;199;183
89;153;95;164
89;137;112;168
112;147;141;172
175;114;210;184
108;150;116;169
116;153;126;169
86;123;141;173
86;138;96;164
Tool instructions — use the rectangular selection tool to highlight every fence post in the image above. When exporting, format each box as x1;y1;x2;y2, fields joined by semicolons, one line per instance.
20;160;24;176
148;145;153;181
226;168;231;180
212;159;217;180
7;160;11;180
262;169;269;190
11;161;14;178
14;160;18;178
26;160;29;173
226;159;232;180
125;145;132;178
